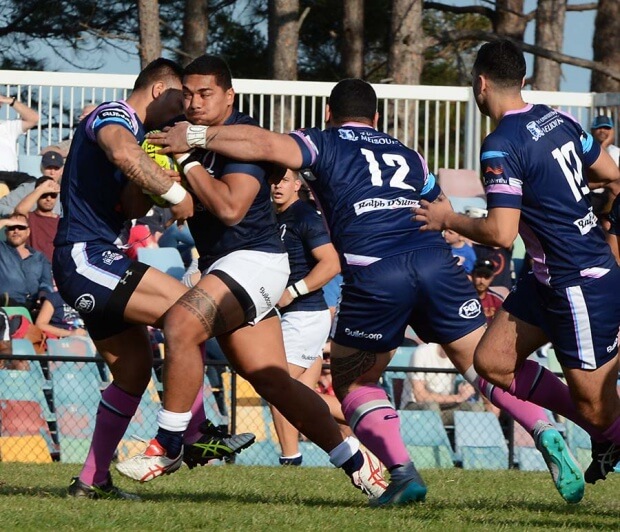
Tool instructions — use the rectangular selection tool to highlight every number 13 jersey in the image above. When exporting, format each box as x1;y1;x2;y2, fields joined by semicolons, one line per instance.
480;104;615;289
289;123;446;271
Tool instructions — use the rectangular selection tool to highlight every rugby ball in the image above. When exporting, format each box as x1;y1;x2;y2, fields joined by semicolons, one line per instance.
141;132;182;207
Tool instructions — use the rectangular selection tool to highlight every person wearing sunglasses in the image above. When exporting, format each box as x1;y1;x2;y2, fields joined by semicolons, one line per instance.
0;212;53;311
14;176;60;263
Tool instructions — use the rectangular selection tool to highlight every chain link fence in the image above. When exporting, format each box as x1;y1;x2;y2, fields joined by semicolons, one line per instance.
0;351;593;472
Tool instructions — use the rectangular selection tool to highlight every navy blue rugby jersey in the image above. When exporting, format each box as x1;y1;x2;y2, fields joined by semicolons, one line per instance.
289;123;447;270
190;110;284;271
277;199;330;313
481;104;615;288
55;101;143;247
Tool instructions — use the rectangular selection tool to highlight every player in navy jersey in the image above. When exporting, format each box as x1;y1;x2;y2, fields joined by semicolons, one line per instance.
147;77;589;505
53;59;253;500
117;56;387;501
415;40;620;487
606;185;620;261
270;169;346;466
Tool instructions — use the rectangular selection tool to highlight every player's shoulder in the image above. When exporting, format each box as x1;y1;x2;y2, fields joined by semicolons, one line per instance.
227;109;260;127
87;100;138;135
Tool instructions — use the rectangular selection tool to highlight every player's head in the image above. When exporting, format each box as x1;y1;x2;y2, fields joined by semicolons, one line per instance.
182;55;235;126
271;169;302;211
472;40;525;116
135;58;184;130
326;79;378;127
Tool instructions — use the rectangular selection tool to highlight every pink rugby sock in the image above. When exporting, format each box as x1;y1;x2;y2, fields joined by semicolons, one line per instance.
184;385;207;445
508;359;605;441
341;384;410;469
80;383;141;486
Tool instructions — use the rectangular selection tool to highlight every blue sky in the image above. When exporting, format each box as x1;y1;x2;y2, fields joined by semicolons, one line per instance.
44;0;596;93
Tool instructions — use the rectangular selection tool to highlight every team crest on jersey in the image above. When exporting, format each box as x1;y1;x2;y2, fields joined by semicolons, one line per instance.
526;121;545;142
102;250;124;265
74;293;95;314
338;129;359;141
458;298;482;319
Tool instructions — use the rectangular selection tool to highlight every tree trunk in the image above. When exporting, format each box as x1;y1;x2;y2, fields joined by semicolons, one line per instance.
532;0;566;91
181;0;208;66
388;0;425;146
591;0;620;92
494;0;526;40
268;0;299;80
138;0;162;69
268;0;299;132
342;0;364;78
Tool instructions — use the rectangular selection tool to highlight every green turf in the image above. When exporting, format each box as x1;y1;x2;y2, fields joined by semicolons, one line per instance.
0;463;618;530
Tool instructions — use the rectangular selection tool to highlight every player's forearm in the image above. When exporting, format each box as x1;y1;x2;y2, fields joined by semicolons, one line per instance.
202;125;270;161
184;166;248;226
303;260;341;293
109;142;176;196
444;211;513;249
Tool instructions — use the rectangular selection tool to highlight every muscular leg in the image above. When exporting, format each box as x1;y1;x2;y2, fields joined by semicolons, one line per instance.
474;309;606;439
79;326;152;486
219;317;343;453
270;357;323;460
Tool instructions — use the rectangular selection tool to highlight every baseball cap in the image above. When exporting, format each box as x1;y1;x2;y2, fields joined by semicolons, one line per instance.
41;150;64;169
473;258;494;276
591;115;614;130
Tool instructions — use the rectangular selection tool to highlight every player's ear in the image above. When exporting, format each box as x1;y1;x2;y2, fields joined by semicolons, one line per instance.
373;112;379;129
324;105;332;126
225;87;235;106
151;81;165;99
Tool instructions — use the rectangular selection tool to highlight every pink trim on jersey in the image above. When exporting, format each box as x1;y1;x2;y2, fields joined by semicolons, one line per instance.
580;266;611;279
519;221;551;285
503;104;533;117
486;184;522;196
290;130;318;165
341;121;374;129
416;152;430;179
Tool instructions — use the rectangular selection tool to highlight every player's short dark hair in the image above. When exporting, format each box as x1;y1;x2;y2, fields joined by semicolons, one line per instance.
328;79;377;123
474;39;526;89
133;58;184;91
183;55;233;91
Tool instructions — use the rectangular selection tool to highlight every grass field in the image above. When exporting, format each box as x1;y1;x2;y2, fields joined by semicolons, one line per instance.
1;463;619;531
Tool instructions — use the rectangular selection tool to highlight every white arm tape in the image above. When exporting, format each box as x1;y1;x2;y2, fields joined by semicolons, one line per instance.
182;161;201;176
176;152;192;165
186;125;209;149
288;279;309;299
160;182;187;205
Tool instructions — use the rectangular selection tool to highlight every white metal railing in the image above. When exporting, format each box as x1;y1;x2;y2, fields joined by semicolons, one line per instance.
1;69;614;174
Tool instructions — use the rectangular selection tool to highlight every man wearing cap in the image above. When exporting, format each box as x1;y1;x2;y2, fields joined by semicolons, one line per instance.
0;150;64;217
471;258;504;325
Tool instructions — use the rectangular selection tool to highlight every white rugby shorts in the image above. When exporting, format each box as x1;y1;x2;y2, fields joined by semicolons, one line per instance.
206;250;290;324
280;309;332;368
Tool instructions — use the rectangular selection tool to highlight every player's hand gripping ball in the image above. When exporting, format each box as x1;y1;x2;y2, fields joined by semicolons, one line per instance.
141;131;183;207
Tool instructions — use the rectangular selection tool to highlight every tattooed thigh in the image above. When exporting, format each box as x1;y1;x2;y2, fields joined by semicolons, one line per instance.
176;287;228;336
332;350;377;398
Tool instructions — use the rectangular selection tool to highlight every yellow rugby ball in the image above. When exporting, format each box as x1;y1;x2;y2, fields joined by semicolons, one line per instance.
141;132;182;207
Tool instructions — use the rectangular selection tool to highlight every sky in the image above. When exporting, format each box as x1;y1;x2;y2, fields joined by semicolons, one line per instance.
42;0;597;93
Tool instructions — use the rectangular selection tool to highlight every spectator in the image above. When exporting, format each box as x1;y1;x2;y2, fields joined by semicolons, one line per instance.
0;150;64;217
41;103;98;159
471;258;505;325
35;290;87;339
590;115;619;227
444;229;476;273
14;176;60;262
401;343;483;425
0;213;53;312
473;243;513;293
0;94;39;190
0;307;27;370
